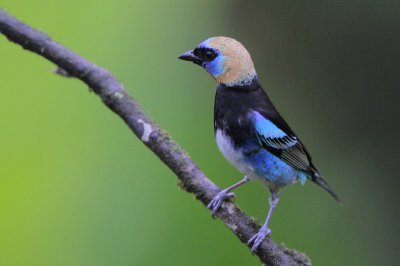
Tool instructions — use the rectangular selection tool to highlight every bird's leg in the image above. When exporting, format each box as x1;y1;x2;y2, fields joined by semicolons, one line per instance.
247;190;280;253
207;176;250;216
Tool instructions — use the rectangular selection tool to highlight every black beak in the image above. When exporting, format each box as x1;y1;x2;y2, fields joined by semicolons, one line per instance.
178;50;202;65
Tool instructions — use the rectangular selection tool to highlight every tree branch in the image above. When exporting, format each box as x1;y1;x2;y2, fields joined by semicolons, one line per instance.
0;9;311;266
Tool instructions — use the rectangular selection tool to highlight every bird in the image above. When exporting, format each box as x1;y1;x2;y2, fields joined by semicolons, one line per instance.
178;36;340;253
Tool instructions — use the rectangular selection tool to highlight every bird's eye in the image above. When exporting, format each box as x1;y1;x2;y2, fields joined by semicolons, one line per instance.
194;48;217;62
204;49;216;61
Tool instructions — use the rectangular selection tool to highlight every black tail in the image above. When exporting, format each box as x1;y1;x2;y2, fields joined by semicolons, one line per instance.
310;168;341;203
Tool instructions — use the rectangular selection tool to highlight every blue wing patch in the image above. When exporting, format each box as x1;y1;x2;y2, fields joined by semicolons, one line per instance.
251;111;297;149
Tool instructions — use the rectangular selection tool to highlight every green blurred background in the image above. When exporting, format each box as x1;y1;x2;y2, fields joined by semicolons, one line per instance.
1;1;399;265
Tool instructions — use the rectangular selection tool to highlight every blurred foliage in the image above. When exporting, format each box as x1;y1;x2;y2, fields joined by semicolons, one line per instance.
0;1;399;265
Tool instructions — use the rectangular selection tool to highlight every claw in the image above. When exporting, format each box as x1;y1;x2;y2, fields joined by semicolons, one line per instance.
247;226;272;253
207;190;235;216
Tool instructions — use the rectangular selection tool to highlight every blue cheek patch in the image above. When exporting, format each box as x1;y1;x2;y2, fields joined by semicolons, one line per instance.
204;54;224;77
197;38;225;77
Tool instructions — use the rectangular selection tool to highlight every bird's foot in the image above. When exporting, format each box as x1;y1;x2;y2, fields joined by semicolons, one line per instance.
207;189;235;216
247;225;272;253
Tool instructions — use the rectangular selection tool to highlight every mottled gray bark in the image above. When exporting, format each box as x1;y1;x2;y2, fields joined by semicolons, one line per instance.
0;9;311;266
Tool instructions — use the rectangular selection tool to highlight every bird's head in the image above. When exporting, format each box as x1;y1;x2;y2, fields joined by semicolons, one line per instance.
178;36;256;87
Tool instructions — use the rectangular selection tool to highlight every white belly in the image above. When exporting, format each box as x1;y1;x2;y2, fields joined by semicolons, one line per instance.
215;129;255;175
